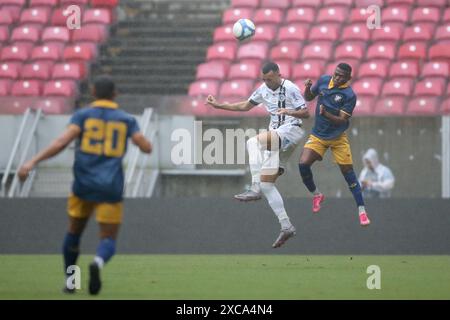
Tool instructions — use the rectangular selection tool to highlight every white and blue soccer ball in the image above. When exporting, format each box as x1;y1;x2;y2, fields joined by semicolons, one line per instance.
233;18;256;41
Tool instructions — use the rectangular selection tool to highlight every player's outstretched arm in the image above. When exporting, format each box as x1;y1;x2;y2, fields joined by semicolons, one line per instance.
205;95;254;112
131;132;152;154
18;124;81;181
276;108;310;119
303;79;317;102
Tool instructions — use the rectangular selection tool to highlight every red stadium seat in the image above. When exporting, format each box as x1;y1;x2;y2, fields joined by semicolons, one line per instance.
60;0;88;4
41;26;71;43
188;80;219;97
403;25;433;41
19;7;51;25
237;42;269;60
51;8;69;26
270;42;302;61
411;7;440;23
1;6;22;22
0;10;14;25
276;60;292;78
308;23;340;41
261;0;290;8
429;43;450;60
385;0;414;5
29;0;59;6
341;23;370;42
357;60;390;78
389;60;419;78
33;97;74;114
292;0;322;8
406;97;439;115
72;25;107;43
1;0;26;5
317;7;347;23
334;42;365;60
278;24;309;41
228;61;261;80
323;0;353;6
253;24;278;42
353;96;375;116
434;25;450;42
90;0;118;7
213;25;235;42
442;97;450;114
286;7;315;24
1;43;32;62
444;9;450;22
222;8;254;24
20;61;53;80
373;97;405;115
11;80;42;96
397;41;427;60
352;78;383;96
231;0;260;7
219;80;253;97
83;8;113;24
43;80;77;96
421;61;449;78
366;41;397;60
381;6;410;23
196;61;229;80
302;42;333;60
381;78;414;96
349;7;372;23
0;80;12;96
416;0;447;6
253;8;283;24
371;24;404;42
414;78;446;96
31;43;63;61
292;60;324;81
0;62;21;80
11;26;41;43
52;62;86;80
63;43;97;61
206;43;237;61
0;26;9;42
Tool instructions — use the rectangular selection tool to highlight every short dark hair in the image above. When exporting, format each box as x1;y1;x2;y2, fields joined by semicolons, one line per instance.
94;75;115;100
336;63;352;75
262;61;280;74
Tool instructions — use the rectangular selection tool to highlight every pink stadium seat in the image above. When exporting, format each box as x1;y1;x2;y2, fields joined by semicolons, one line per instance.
11;80;42;96
406;97;439;115
411;7;440;23
219;80;253;97
414;78;446;96
196;61;229;80
444;9;450;22
416;0;447;6
0;62;21;80
33;97;74;114
253;8;283;24
373;97;405;115
41;26;71;43
237;42;269;60
270;42;302;61
278;24;309;41
397;41;427;60
0;80;12;96
253;24;278;42
323;0;353;6
292;61;324;80
381;6;410;23
352;78;383;96
231;0;260;7
381;78;414;96
51;8;69;26
20;61;53;80
349;7;372;23
292;0;322;8
447;83;450;95
385;0;414;5
228;61;261;80
43;80;77;96
0;97;31;113
403;25;433;41
31;43;63;61
286;7;315;24
371;24;404;42
213;25;235;42
429;43;450;60
83;8;113;24
442;97;450;114
334;42;365;60
1;43;32;62
421;61;449;78
90;0;118;7
206;43;237;61
60;0;88;5
63;43;97;61
341;24;370;42
366;41;397;60
434;25;450;42
222;8;254;24
29;0;59;6
11;26;41;43
276;60;292;78
1;6;22;22
388;60;419;78
19;7;51;25
188;80;219;97
353;96;375;116
72;25;107;43
308;23;340;41
357;60;390;78
302;42;333;60
52;62;86;80
0;10;14;25
1;0;26;5
317;7;347;23
0;26;9;42
261;0;290;8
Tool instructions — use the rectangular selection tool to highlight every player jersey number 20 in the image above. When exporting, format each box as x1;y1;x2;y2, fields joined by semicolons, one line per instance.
81;118;127;157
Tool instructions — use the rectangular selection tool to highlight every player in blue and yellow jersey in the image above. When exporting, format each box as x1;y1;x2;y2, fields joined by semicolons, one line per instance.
298;63;370;226
18;76;152;295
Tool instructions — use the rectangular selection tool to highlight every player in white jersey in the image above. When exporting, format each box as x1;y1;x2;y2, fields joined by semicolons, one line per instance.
205;62;310;248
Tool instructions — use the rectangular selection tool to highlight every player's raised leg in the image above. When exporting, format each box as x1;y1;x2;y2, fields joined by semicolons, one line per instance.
298;144;325;213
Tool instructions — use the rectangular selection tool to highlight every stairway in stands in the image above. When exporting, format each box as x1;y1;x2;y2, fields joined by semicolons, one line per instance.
83;0;229;107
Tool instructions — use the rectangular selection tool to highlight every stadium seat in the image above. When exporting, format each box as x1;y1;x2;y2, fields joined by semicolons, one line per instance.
278;24;309;41
231;0;260;7
371;24;404;42
292;61;324;80
253;24;278;42
43;80;78;96
20;61;53;80
51;8;70;26
237;42;269;60
411;7;440;23
292;0;322;8
397;42;427;60
63;43;97;61
90;0;119;7
353;96;375;116
325;60;360;75
414;78;446;96
196;61;229;80
429;43;450;60
0;26;10;42
83;8;113;25
72;24;107;43
444;8;450;22
416;0;447;6
0;62;21;80
0;0;26;5
276;60;292;78
270;42;302;61
381;6;410;23
323;0;353;6
302;42;333;60
286;7;315;24
206;43;237;61
31;44;63;61
388;60;419;78
19;7;51;25
421;62;449;78
357;60;390;78
11;80;42;96
261;0;290;9
373;97;405;115
222;8;254;24
442;97;450;114
253;8;283;24
381;78;414;96
1;6;22;22
0;10;14;25
434;25;450;42
52;62;86;80
402;25;433;42
0;97;33;113
366;41;397;60
1;44;32;62
406;97;439;115
228;61;260;80
308;23;340;41
188;80;219;97
60;0;88;5
219;80;253;97
33;97;74;114
349;7;372;23
352;78;383;96
213;25;235;42
317;7;348;23
41;26;71;43
29;0;59;6
341;23;370;42
334;42;365;60
11;26;41;43
0;80;12;96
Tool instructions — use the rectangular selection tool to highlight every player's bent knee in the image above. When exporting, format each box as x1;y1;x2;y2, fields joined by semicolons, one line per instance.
261;174;278;183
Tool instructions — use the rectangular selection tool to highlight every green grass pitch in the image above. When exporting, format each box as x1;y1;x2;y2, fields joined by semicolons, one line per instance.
1;255;450;299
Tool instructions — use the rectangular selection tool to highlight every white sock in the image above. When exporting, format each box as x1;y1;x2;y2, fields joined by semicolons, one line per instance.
94;256;104;269
247;137;263;188
260;182;292;229
358;206;366;215
251;182;261;193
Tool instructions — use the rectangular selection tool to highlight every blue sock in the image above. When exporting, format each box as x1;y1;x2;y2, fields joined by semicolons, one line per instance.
62;233;80;273
95;238;116;266
343;170;365;207
298;163;317;193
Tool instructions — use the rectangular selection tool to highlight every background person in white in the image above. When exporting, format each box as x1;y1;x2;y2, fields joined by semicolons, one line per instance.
359;148;395;198
205;62;309;248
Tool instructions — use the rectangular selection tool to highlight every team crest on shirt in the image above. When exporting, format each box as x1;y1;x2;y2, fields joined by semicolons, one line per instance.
279;93;286;102
333;94;344;103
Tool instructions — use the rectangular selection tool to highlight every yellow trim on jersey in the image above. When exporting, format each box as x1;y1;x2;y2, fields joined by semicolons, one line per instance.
92;100;119;109
340;110;352;117
304;133;353;165
67;194;123;224
328;78;349;89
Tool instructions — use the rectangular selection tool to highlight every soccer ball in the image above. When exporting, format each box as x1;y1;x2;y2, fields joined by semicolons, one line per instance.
233;19;256;41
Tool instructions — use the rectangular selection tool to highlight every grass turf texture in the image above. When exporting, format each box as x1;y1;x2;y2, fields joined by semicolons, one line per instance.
1;255;449;299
